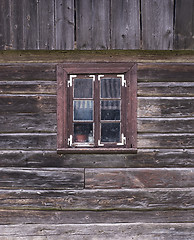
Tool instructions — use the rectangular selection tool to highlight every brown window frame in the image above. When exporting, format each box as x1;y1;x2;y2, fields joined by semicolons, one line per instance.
57;63;137;154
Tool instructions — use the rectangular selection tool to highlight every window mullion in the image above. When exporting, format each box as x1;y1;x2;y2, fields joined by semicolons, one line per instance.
94;74;100;147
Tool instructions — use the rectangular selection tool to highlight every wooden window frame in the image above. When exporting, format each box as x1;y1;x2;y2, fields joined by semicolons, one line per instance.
57;63;137;154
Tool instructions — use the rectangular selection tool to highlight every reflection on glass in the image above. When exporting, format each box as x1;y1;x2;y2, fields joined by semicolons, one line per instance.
74;123;93;143
74;78;93;98
101;123;120;142
74;100;93;120
101;100;120;120
101;78;120;99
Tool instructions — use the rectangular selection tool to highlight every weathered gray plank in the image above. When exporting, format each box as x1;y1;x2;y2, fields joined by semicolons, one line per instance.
0;113;56;133
138;63;194;82
1;149;194;168
0;223;194;239
141;0;174;50
0;168;84;190
111;0;140;49
0;189;193;210
0;0;11;50
23;0;38;49
55;0;74;50
37;0;55;49
10;0;25;49
0;95;56;113
0;209;193;224
85;168;194;189
0;133;56;150
138;82;194;97
76;0;110;50
138;118;194;133
174;0;194;49
0;64;56;81
138;133;194;149
138;97;194;118
0;81;56;94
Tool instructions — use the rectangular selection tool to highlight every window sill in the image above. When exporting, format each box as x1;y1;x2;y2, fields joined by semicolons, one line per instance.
57;148;137;154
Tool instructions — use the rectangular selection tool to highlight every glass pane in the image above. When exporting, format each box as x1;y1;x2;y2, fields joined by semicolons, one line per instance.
74;100;93;121
101;123;120;142
101;100;121;120
74;78;93;98
74;123;94;143
101;78;120;99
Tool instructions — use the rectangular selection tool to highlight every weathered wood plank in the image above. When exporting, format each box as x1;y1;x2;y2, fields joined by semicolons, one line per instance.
138;133;194;149
85;168;194;189
38;0;55;49
141;0;174;50
138;63;194;82
76;0;110;50
55;0;74;50
174;0;194;49
0;168;84;190
0;209;193;224
0;95;56;113
23;0;38;49
111;0;140;49
138;97;194;118
0;64;56;81
0;133;56;150
0;113;56;133
0;0;11;50
0;189;193;210
138;118;194;133
1;149;194;168
138;82;194;97
0;223;194;239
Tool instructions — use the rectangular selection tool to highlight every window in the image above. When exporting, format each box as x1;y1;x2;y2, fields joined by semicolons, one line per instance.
57;63;137;153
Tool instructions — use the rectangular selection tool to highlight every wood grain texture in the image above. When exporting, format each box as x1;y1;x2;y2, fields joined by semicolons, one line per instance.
174;0;194;49
1;149;194;168
141;0;174;50
0;189;193;210
0;223;194;239
55;0;74;50
111;0;140;49
85;168;194;189
0;209;193;224
0;168;84;190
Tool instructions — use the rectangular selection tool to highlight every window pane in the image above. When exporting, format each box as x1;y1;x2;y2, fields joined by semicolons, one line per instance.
101;78;120;99
74;123;94;143
101;123;120;142
74;100;93;120
74;78;93;98
101;100;121;120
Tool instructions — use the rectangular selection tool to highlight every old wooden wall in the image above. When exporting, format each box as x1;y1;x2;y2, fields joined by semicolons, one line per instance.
0;0;194;50
0;51;194;238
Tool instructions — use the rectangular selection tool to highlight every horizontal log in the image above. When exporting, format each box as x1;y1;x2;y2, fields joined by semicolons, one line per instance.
0;168;84;190
85;168;194;189
138;118;194;133
138;63;194;82
0;189;193;210
0;81;57;94
0;113;57;133
0;223;194;239
0;209;193;224
138;82;194;97
0;133;193;150
138;97;194;117
0;95;56;113
0;133;56;150
138;133;194;149
0;64;56;81
0;149;194;168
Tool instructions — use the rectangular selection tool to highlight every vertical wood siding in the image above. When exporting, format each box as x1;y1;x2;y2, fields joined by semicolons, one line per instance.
1;0;194;50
